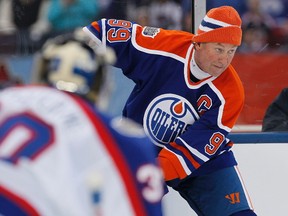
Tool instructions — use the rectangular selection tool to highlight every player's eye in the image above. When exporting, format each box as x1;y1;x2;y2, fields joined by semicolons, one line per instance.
215;48;223;53
228;49;236;55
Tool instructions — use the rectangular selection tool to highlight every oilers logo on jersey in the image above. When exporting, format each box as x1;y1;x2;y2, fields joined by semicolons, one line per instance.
143;94;199;147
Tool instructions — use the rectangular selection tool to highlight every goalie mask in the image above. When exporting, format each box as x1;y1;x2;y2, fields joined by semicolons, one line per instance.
34;31;115;103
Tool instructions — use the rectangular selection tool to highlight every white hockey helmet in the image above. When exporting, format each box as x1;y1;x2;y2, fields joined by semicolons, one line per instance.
34;29;115;102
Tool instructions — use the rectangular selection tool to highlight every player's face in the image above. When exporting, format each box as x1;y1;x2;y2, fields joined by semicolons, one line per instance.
194;42;237;77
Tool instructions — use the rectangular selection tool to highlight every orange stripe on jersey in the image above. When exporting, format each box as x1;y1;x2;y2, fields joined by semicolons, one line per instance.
212;65;244;128
158;148;188;181
134;25;193;58
226;140;234;147
91;21;100;32
170;142;200;169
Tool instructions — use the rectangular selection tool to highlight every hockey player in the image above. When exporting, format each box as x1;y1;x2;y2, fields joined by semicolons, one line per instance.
0;32;164;216
83;6;257;216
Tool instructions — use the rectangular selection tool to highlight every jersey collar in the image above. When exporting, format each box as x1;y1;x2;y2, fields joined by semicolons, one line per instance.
190;51;211;80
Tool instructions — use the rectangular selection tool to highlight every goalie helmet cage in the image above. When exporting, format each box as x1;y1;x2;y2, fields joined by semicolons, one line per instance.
192;0;206;34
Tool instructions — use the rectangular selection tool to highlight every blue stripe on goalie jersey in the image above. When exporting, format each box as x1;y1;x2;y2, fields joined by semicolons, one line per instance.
0;193;37;216
0;198;25;216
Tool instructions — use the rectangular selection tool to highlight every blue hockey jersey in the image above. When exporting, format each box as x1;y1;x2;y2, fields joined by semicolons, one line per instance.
83;19;245;187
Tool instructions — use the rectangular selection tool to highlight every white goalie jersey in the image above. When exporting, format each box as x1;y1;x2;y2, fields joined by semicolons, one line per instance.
0;85;164;216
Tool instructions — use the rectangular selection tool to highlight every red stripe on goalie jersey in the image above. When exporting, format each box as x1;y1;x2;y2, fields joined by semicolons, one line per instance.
0;185;40;216
71;95;147;216
134;25;193;58
212;65;245;128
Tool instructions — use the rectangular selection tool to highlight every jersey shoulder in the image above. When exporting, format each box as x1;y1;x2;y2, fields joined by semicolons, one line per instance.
83;18;194;59
213;65;245;101
134;25;194;58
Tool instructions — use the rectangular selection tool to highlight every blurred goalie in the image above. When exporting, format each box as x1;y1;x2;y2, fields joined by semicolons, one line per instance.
32;28;115;111
0;30;164;216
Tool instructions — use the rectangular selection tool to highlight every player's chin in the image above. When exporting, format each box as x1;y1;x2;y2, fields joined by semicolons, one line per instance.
210;68;225;77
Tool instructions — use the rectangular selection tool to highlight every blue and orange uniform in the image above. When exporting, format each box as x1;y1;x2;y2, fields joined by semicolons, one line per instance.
83;6;257;216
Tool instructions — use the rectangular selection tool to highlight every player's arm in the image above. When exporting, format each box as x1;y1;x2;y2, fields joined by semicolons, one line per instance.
158;74;244;184
83;18;186;77
83;19;141;71
158;108;232;184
